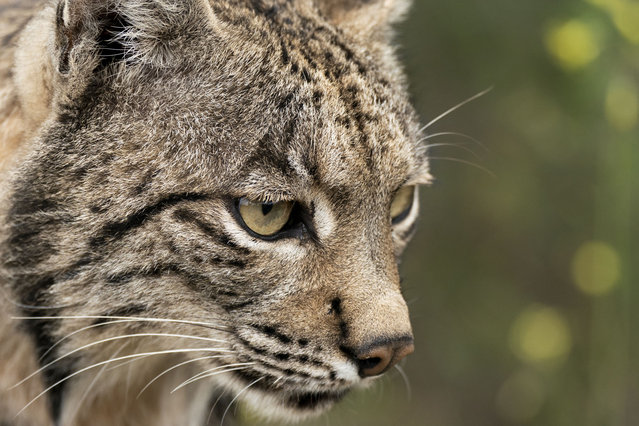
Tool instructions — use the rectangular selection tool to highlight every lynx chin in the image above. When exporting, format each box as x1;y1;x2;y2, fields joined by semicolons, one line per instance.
0;0;432;424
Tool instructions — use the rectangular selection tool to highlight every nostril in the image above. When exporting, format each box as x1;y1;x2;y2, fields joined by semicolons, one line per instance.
354;337;414;378
358;357;382;371
356;347;392;378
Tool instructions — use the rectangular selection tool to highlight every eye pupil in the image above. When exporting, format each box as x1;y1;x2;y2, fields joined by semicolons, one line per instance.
262;203;274;216
236;198;295;238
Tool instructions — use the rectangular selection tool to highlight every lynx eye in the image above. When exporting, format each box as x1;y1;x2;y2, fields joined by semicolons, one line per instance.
237;198;295;237
390;185;416;224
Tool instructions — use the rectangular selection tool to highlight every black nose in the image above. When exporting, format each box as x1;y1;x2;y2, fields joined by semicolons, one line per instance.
353;336;414;378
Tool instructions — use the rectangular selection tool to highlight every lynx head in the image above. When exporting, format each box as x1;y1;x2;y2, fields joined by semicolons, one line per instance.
4;0;431;422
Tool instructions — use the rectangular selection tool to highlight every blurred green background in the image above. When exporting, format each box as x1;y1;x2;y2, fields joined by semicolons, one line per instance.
245;0;639;425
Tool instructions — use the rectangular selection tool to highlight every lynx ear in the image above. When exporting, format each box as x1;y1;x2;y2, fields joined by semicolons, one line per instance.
53;0;121;74
316;0;411;36
13;0;214;127
53;0;212;74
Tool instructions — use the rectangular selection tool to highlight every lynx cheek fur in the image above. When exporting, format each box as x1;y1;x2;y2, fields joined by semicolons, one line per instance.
0;0;432;425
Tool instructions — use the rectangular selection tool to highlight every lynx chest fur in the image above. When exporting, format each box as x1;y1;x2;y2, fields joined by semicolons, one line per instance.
0;0;431;425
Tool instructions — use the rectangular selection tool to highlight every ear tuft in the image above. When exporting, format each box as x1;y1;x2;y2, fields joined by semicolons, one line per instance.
316;0;412;37
55;0;134;74
95;10;135;70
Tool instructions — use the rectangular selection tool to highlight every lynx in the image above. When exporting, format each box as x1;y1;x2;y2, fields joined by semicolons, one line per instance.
0;0;431;425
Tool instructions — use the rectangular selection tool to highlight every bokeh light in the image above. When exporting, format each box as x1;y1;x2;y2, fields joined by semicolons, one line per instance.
509;306;572;365
571;241;621;296
588;0;639;43
544;19;600;70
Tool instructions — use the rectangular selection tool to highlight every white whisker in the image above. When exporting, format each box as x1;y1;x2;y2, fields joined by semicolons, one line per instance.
419;131;488;151
66;343;129;423
221;376;264;426
40;319;146;362
207;388;230;425
12;315;229;331
428;156;497;178
15;348;232;418
394;364;412;400
104;353;155;372
421;142;483;160
137;355;225;398
419;87;493;132
171;363;255;393
12;334;229;389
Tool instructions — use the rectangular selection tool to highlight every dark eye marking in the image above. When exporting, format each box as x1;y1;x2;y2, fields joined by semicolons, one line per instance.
90;193;208;249
173;208;248;254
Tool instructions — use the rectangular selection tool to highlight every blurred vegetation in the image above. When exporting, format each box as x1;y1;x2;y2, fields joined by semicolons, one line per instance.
243;0;639;424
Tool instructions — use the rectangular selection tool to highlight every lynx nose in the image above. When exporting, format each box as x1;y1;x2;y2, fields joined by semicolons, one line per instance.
355;337;415;378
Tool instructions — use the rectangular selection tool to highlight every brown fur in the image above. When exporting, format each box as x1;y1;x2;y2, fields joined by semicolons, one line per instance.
0;0;431;425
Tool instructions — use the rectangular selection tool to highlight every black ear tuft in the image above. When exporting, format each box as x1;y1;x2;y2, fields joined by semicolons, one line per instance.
55;0;136;75
96;10;135;70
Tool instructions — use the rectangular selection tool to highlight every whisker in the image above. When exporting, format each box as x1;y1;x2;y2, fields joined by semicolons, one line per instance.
428;156;497;178
394;364;412;401
124;340;143;404
171;363;255;393
14;348;232;418
421;142;483;160
419;131;488;151
137;355;225;398
104;353;155;372
12;315;229;331
207;388;230;425
419;87;493;133
38;317;228;362
66;343;129;422
221;376;265;426
12;334;230;389
39;319;150;362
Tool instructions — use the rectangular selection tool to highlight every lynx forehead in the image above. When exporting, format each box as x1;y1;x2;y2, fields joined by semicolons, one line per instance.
0;0;431;425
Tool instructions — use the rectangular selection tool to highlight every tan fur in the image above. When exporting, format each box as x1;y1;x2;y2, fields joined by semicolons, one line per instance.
1;0;431;424
0;297;53;426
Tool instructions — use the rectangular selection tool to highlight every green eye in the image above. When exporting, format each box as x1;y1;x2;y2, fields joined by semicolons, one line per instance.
237;198;294;237
390;185;415;224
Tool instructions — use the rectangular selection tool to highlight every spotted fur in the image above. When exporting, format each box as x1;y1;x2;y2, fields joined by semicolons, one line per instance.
0;0;431;425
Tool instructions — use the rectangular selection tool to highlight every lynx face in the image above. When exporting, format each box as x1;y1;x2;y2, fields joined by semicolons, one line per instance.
1;0;430;423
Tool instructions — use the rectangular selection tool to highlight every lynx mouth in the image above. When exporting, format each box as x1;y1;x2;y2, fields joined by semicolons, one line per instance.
286;389;349;410
231;368;351;413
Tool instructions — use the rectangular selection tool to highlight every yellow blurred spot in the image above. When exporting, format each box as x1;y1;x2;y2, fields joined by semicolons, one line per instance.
572;241;621;296
496;369;545;422
605;76;638;131
588;0;639;44
510;306;571;365
544;20;600;70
